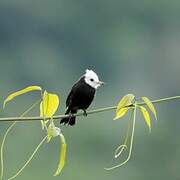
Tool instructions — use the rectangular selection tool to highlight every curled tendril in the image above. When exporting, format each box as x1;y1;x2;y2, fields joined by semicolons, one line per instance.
114;117;132;159
114;144;127;159
105;104;137;170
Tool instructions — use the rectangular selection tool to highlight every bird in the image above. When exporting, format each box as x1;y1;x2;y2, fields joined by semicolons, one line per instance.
60;69;104;126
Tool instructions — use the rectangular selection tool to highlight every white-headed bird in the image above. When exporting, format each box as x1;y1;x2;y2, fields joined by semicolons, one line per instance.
60;69;104;126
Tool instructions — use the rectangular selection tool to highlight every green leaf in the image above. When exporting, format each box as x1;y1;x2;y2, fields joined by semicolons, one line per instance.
142;97;157;120
46;122;65;175
54;133;67;176
116;94;135;112
113;108;129;120
47;123;54;142
40;91;59;117
140;106;151;131
40;91;60;129
3;86;42;108
114;94;135;120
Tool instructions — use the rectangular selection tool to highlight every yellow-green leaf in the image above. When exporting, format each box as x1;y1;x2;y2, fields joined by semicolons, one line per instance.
142;97;157;120
114;94;135;120
54;133;67;176
47;123;54;142
114;108;129;120
116;94;135;113
40;91;59;117
47;132;53;143
140;106;151;131
40;120;49;130
3;86;42;108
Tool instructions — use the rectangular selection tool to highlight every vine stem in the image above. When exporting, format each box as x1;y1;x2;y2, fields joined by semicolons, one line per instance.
0;122;16;180
0;99;41;180
105;104;137;170
7;136;47;180
0;95;180;122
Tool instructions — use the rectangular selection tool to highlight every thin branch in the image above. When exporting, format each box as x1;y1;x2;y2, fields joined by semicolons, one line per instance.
138;95;180;106
0;95;180;122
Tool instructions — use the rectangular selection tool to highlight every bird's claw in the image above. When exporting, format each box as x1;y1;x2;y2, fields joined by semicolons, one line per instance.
83;110;87;116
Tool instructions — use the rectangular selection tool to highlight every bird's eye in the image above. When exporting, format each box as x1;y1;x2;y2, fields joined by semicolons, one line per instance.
90;78;94;82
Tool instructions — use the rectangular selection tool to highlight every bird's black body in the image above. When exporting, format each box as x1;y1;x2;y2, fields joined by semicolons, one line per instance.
60;77;96;126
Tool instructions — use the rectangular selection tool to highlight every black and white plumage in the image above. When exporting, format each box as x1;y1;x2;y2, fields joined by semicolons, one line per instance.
60;69;104;126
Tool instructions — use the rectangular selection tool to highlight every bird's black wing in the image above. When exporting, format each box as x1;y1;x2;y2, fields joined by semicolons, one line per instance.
66;82;78;107
66;76;84;107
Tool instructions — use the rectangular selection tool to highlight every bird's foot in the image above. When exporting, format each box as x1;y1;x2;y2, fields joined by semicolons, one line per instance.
67;113;73;125
83;110;87;116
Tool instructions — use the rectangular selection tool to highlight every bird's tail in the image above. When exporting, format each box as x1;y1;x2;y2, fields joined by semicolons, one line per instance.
60;108;77;126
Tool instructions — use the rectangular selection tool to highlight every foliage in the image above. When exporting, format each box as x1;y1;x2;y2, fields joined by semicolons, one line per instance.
0;86;66;180
0;86;180;179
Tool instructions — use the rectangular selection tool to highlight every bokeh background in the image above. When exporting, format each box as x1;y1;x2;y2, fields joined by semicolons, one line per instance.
0;0;180;179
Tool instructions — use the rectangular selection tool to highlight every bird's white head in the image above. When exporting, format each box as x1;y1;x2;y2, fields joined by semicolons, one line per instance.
84;69;104;89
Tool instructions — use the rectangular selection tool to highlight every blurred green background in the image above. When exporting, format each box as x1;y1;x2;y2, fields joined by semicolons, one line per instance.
0;0;180;179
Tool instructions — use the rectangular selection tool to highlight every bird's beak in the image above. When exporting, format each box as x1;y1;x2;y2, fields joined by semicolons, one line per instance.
97;81;105;85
